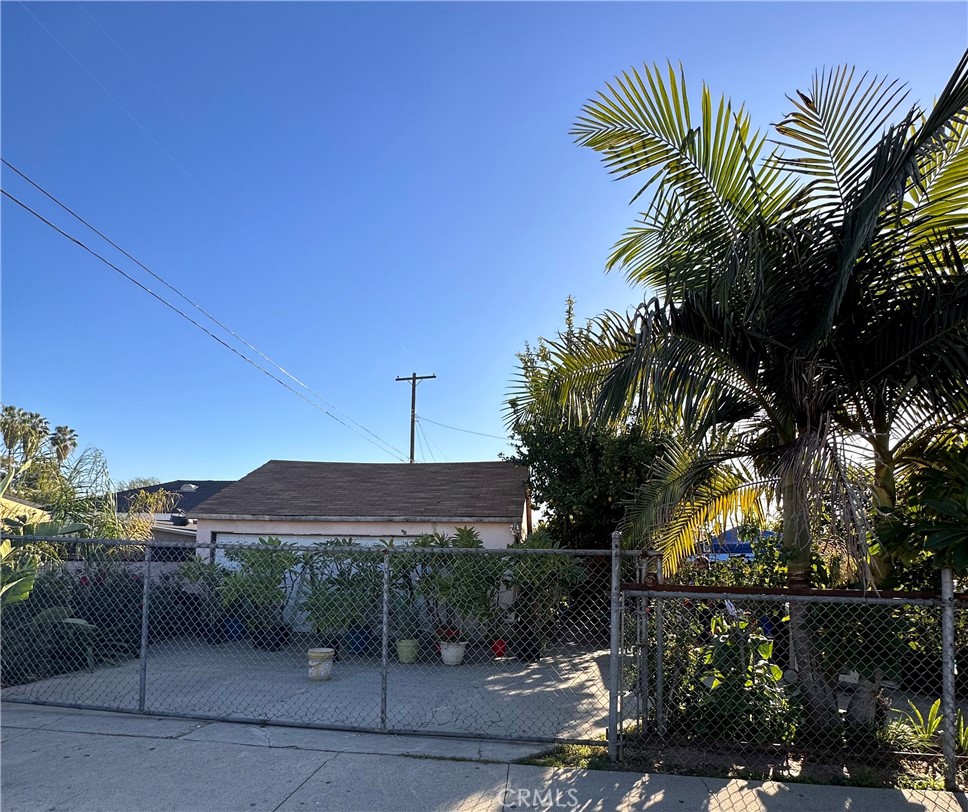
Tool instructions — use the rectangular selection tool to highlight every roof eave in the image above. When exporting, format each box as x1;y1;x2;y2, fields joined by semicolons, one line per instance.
191;513;522;523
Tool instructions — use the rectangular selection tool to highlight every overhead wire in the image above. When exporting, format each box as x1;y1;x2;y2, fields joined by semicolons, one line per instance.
416;415;507;441
415;417;448;462
11;6;411;462
1;188;409;463
415;419;436;462
1;158;409;461
414;422;428;463
16;1;274;264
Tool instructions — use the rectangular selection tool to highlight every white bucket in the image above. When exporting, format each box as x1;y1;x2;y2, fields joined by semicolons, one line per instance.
440;641;467;666
308;647;335;681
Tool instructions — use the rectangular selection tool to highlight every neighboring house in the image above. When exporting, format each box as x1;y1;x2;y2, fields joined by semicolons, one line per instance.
0;493;51;530
114;480;234;544
189;460;530;549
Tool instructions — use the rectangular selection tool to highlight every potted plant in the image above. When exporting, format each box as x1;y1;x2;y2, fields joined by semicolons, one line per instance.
300;539;381;658
413;527;504;665
508;530;584;663
386;541;425;663
219;537;300;651
438;629;467;666
490;610;510;658
392;594;422;664
179;557;230;643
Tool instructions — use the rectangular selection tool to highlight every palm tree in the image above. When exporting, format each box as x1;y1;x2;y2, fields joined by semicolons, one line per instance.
519;55;968;731
555;54;968;579
1;406;28;471
49;426;78;465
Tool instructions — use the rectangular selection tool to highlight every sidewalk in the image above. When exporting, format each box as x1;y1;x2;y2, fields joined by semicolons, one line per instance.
1;702;964;812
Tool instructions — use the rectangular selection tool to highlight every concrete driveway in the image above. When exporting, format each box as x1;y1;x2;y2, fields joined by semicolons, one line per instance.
1;640;610;740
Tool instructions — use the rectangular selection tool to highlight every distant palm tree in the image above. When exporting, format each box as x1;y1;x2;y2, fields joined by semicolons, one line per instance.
1;407;52;471
20;412;50;463
50;426;78;465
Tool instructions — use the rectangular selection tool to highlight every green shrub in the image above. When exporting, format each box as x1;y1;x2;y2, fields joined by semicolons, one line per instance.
676;612;797;746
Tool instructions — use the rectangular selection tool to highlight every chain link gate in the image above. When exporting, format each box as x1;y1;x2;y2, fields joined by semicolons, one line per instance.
615;575;967;790
2;536;625;745
8;533;964;789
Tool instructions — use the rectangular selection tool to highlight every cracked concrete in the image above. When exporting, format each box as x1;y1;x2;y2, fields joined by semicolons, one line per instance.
0;640;610;741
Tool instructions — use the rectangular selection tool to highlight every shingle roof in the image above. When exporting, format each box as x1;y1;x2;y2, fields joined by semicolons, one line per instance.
114;480;234;514
189;460;528;521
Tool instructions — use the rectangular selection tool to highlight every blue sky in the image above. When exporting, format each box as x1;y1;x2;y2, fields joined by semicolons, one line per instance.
2;2;966;483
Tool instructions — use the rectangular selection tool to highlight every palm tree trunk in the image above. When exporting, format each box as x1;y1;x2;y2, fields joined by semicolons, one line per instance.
870;426;895;511
781;471;812;589
868;422;896;584
781;472;841;738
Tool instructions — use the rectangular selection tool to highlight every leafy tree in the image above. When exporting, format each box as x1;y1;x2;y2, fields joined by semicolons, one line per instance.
521;55;968;731
881;436;968;571
533;56;968;581
116;476;162;492
507;299;668;548
49;427;78;465
0;404;167;541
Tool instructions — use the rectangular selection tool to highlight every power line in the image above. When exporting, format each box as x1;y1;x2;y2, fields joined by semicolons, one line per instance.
16;1;274;265
1;159;408;461
1;188;409;463
414;421;428;463
416;415;507;441
417;417;447;462
415;419;437;463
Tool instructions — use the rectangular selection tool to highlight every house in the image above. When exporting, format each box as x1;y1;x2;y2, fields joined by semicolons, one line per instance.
113;480;233;544
0;493;51;531
189;460;530;549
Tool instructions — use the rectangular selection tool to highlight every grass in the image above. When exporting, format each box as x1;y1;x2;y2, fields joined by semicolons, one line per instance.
518;743;610;770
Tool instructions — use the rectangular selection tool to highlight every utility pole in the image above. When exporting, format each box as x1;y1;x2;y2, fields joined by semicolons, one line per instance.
395;373;436;463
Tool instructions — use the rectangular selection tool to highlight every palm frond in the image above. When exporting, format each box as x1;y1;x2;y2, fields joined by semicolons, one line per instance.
818;49;968;339
573;62;796;290
621;440;769;572
771;66;910;215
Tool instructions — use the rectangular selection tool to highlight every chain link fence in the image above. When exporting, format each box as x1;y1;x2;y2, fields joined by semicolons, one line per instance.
1;536;628;744
5;533;965;791
616;581;967;790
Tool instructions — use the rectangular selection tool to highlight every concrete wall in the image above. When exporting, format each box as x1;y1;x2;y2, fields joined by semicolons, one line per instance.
194;517;519;550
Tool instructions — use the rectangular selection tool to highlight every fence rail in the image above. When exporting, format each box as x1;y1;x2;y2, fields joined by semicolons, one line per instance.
2;536;635;746
3;533;964;789
617;578;965;790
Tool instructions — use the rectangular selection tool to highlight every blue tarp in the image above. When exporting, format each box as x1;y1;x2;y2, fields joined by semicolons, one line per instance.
706;528;777;556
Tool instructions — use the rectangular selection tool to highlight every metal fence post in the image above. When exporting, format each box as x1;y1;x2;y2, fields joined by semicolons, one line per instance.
380;547;390;732
654;555;665;737
138;542;152;713
941;567;957;791
608;530;621;762
635;555;646;732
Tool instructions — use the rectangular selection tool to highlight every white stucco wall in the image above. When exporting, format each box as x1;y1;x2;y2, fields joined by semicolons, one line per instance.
193;517;519;550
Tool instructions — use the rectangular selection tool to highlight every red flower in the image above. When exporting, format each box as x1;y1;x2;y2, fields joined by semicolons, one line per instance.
78;575;90;587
